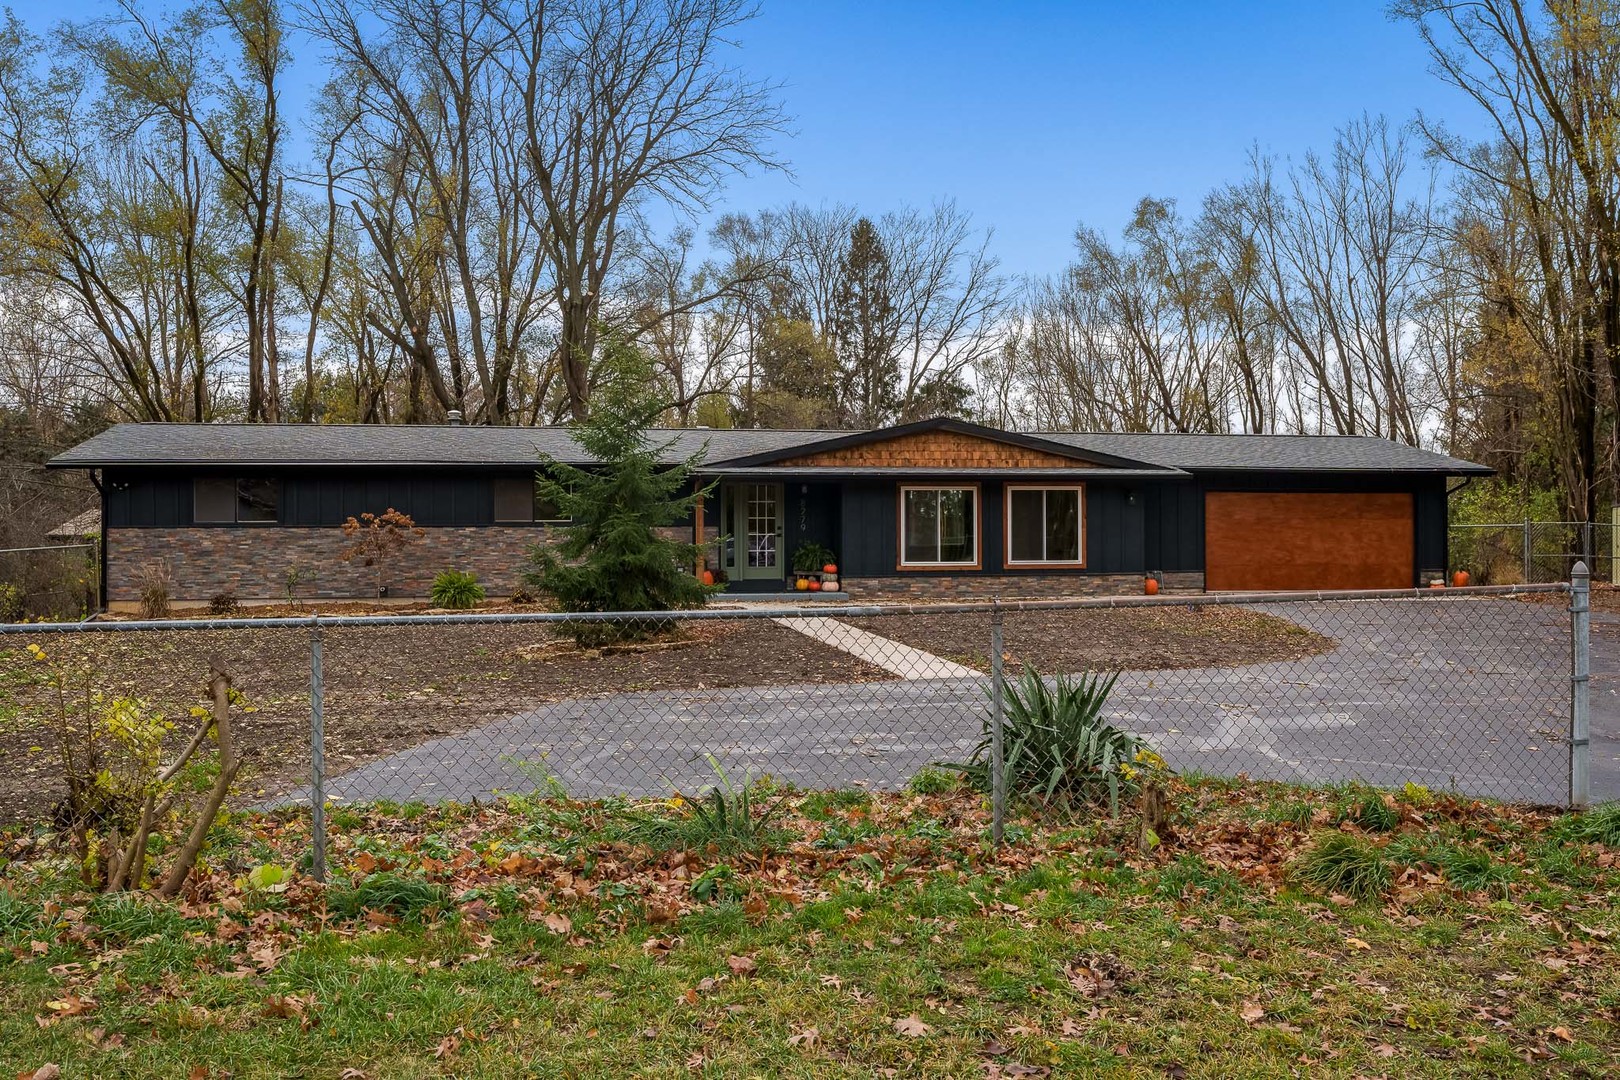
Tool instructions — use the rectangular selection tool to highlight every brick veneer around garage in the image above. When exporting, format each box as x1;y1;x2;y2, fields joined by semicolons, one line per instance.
106;526;556;602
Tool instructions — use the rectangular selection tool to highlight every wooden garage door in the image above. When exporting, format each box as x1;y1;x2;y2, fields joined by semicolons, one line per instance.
1205;492;1414;592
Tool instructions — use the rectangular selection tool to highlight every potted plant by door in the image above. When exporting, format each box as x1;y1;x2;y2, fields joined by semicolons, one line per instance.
792;543;836;577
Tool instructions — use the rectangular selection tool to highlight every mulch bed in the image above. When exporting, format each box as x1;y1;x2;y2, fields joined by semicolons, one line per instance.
842;606;1336;674
0;619;890;823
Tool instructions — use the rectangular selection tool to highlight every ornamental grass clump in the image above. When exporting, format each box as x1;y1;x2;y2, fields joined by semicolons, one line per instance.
949;667;1156;815
1292;832;1391;901
1552;800;1620;847
626;757;788;854
430;569;485;609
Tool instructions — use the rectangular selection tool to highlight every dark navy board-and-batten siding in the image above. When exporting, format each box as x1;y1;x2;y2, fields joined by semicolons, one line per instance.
838;479;1149;578
103;468;1448;583
103;469;700;530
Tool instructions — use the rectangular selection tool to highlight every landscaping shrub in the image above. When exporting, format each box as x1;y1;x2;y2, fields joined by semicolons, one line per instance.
338;509;424;597
137;560;172;619
1292;833;1391;900
11;643;246;894
430;569;485;609
907;765;959;795
949;667;1151;814
207;591;240;617
283;566;304;604
0;582;23;623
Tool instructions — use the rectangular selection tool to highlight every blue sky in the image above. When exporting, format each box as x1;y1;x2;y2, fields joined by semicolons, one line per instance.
6;0;1486;277
721;1;1486;276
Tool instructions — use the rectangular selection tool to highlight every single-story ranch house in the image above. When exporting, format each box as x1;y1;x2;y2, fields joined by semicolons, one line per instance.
48;416;1490;607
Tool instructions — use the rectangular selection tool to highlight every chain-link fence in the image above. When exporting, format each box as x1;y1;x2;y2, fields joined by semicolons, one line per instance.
0;576;1592;873
1450;519;1615;584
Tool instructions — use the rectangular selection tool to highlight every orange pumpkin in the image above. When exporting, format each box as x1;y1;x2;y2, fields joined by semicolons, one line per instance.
795;578;810;591
1144;577;1160;596
823;563;838;574
700;569;715;586
1429;579;1445;589
808;579;821;591
1452;570;1470;588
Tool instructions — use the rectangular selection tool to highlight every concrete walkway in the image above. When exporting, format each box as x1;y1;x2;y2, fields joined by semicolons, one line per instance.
772;616;979;679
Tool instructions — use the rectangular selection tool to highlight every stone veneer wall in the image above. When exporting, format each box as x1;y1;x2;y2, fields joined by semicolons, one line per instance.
836;572;1205;601
107;525;1203;604
106;526;555;602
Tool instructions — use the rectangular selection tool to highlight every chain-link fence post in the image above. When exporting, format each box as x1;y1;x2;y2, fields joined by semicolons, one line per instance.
1570;562;1591;810
1523;518;1534;582
309;618;328;882
989;598;1006;846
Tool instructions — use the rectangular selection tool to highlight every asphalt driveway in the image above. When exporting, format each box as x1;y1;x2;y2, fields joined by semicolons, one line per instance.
297;597;1611;809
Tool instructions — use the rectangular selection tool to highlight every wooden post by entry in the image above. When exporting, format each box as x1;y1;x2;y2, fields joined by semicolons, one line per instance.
694;485;706;577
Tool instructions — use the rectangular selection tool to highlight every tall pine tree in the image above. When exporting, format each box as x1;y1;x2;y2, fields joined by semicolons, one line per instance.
831;218;901;427
523;337;712;634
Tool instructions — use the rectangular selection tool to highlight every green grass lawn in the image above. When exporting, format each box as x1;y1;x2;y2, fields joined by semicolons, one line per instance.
1;780;1617;1078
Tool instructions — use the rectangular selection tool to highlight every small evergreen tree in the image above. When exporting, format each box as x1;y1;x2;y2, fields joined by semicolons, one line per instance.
523;338;713;636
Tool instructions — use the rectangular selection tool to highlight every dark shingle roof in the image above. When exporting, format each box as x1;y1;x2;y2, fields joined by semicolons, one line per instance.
47;423;836;469
48;422;1490;475
1034;432;1491;474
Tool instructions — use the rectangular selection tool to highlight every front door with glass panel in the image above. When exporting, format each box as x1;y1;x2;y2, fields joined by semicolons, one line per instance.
729;482;783;581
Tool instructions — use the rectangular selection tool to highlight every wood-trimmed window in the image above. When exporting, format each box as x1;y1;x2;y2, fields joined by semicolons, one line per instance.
193;478;279;525
493;475;570;524
899;484;980;569
1004;484;1084;567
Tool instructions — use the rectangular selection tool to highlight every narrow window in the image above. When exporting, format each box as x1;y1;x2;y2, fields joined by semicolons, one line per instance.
493;476;535;523
1005;486;1083;565
494;474;572;524
194;479;236;523
236;479;279;522
900;486;978;567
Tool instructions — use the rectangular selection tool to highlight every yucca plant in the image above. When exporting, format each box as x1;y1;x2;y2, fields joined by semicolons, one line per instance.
950;667;1146;814
430;569;486;609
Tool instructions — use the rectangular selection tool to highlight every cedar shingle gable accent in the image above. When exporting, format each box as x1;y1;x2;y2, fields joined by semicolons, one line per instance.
778;430;1105;470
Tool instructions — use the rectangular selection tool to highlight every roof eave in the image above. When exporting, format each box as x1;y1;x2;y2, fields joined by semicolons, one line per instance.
698;466;1190;479
706;415;1169;471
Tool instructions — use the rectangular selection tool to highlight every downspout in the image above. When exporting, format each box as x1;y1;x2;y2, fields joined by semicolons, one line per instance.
89;469;107;615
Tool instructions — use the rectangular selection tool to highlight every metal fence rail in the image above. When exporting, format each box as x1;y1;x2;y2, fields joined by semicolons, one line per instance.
0;576;1590;879
1451;519;1614;584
